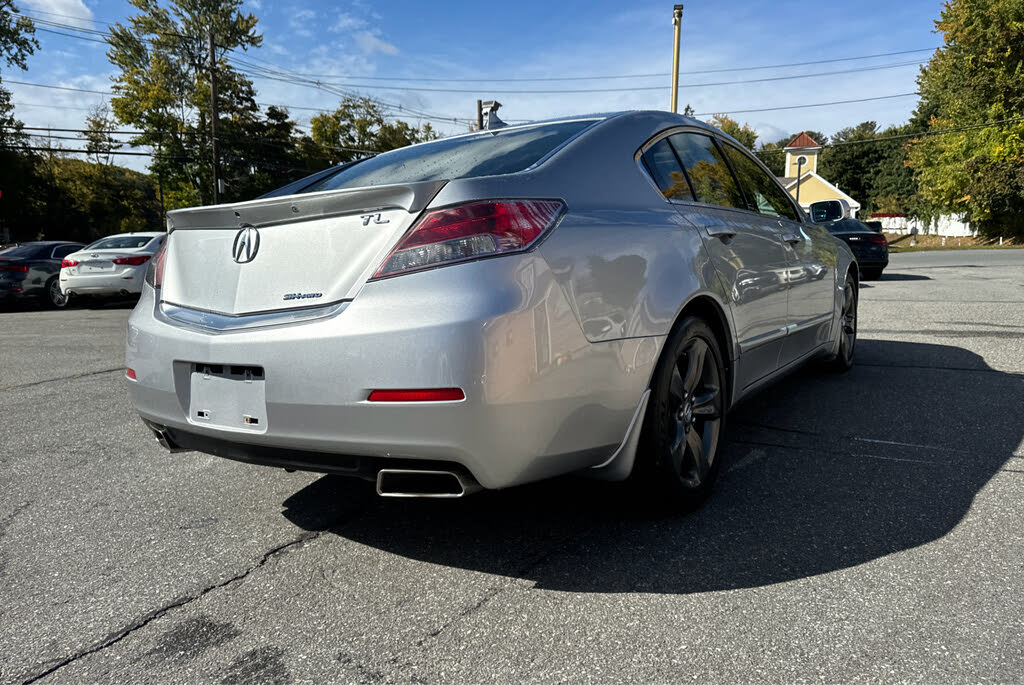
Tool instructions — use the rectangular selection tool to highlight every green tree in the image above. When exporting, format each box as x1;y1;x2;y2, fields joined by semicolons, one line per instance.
906;0;1024;237
708;113;757;150
0;0;37;149
308;95;437;166
106;0;262;209
84;104;123;165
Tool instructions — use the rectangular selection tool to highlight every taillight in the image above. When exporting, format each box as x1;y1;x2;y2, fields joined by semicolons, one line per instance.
145;243;166;288
0;264;28;272
367;388;465;402
113;255;151;266
371;199;565;279
126;368;137;380
868;234;888;245
61;259;78;268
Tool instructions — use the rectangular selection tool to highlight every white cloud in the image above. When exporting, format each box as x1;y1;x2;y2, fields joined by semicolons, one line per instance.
331;12;366;33
288;9;317;38
21;0;94;29
355;32;398;56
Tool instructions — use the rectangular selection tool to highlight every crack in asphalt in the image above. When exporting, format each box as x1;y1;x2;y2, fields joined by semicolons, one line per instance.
19;531;327;685
2;367;123;393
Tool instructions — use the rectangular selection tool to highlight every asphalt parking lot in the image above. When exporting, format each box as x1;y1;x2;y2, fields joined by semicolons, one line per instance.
1;249;1022;684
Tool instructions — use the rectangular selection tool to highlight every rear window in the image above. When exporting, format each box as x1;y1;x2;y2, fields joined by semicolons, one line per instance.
824;219;874;234
301;120;597;194
0;244;49;259
667;133;745;209
85;235;160;250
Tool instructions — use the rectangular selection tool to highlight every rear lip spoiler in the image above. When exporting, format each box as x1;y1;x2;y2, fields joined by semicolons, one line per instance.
166;180;448;231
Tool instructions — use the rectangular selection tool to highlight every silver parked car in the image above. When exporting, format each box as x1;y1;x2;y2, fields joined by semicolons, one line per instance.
126;111;857;507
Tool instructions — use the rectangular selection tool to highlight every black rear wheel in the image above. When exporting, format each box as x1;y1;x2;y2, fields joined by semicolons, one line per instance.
46;277;69;308
632;316;726;510
825;273;857;372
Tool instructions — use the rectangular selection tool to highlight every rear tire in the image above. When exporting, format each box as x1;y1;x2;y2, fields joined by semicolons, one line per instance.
824;273;857;373
46;277;69;309
631;316;726;511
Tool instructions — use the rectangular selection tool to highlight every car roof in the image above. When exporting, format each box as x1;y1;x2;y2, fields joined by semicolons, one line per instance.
12;240;84;246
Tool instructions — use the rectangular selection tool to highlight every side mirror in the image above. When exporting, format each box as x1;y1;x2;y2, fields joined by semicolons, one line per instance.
809;199;851;223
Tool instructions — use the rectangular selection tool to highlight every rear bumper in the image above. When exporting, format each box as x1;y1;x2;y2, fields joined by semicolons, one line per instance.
126;255;659;490
61;266;146;295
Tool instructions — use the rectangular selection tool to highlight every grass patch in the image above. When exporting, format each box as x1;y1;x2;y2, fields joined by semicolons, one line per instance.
884;233;1022;252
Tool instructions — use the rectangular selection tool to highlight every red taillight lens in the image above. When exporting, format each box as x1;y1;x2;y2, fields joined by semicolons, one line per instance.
113;255;151;266
0;264;28;272
868;234;888;245
126;368;137;380
371;199;565;279
367;388;465;402
145;244;166;288
61;259;78;268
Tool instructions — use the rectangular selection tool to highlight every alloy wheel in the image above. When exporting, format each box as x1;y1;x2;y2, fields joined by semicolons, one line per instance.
665;337;723;488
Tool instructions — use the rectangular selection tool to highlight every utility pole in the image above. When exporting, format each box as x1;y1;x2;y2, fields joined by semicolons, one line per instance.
476;100;483;131
208;28;220;205
670;4;684;113
795;156;805;205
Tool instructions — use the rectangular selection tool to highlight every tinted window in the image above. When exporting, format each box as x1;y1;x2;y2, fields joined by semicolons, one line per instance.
85;235;159;250
641;138;694;201
302;120;597;193
0;244;48;259
824;219;873;234
667;133;744;209
51;244;81;258
721;145;799;221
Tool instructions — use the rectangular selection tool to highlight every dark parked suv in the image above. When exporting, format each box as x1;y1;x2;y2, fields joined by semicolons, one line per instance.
0;241;85;307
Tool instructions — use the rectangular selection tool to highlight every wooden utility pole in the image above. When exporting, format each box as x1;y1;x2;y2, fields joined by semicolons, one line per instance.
208;29;220;204
670;4;684;113
476;100;483;130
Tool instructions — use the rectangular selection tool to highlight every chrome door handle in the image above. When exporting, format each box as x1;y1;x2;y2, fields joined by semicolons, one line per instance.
781;233;803;244
704;225;737;240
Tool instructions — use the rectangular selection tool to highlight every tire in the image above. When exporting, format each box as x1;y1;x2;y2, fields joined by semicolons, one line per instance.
824;273;857;373
631;316;727;511
861;268;883;280
45;277;69;309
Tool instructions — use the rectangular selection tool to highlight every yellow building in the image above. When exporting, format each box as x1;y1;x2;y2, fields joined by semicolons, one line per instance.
778;132;860;217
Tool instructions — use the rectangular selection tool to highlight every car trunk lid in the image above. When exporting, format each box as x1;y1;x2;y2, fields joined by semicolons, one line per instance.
160;181;445;316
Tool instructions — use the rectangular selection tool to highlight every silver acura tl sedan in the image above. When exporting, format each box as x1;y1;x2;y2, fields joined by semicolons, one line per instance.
126;111;857;507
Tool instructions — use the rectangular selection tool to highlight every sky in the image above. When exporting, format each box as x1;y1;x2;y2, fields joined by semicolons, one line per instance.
4;0;947;172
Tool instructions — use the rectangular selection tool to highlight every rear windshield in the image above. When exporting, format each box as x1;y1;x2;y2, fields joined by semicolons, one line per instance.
824;219;874;234
0;244;49;259
300;120;597;194
85;235;159;250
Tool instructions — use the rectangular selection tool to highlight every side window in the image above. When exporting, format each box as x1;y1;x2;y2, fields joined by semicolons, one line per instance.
721;144;799;221
640;138;694;201
667;133;745;209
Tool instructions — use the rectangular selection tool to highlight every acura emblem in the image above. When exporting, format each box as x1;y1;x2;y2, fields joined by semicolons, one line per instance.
232;226;260;264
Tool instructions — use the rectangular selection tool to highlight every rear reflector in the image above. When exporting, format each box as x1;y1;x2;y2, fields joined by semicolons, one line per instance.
367;388;465;402
113;255;151;266
126;368;137;380
61;259;78;268
372;199;565;279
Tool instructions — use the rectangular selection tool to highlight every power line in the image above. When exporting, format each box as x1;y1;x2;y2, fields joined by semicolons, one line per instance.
694;92;918;117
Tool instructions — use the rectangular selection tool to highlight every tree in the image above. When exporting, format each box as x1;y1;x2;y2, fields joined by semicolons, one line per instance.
308;96;437;166
0;0;37;149
707;113;757;150
83;105;123;165
106;0;263;209
906;0;1024;238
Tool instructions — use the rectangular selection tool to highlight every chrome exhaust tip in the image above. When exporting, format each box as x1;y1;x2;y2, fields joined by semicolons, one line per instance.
142;420;190;454
376;469;480;498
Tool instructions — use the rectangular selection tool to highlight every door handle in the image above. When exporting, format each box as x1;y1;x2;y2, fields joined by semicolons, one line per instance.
781;232;803;244
704;225;737;240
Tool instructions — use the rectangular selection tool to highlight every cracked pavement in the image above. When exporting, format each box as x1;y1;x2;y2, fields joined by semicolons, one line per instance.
1;250;1022;683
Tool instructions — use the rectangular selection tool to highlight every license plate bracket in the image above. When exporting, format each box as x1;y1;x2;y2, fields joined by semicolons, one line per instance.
188;364;267;433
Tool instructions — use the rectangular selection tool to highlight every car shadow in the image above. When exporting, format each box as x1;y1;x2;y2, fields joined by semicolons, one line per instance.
281;339;1019;594
875;272;932;281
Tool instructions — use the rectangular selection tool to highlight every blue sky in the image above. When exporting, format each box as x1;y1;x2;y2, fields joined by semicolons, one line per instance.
7;0;946;170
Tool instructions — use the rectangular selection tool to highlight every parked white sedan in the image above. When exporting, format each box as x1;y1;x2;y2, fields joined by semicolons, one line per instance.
60;232;166;299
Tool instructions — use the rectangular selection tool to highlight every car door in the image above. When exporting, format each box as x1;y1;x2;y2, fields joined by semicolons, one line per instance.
718;144;838;366
640;130;791;390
